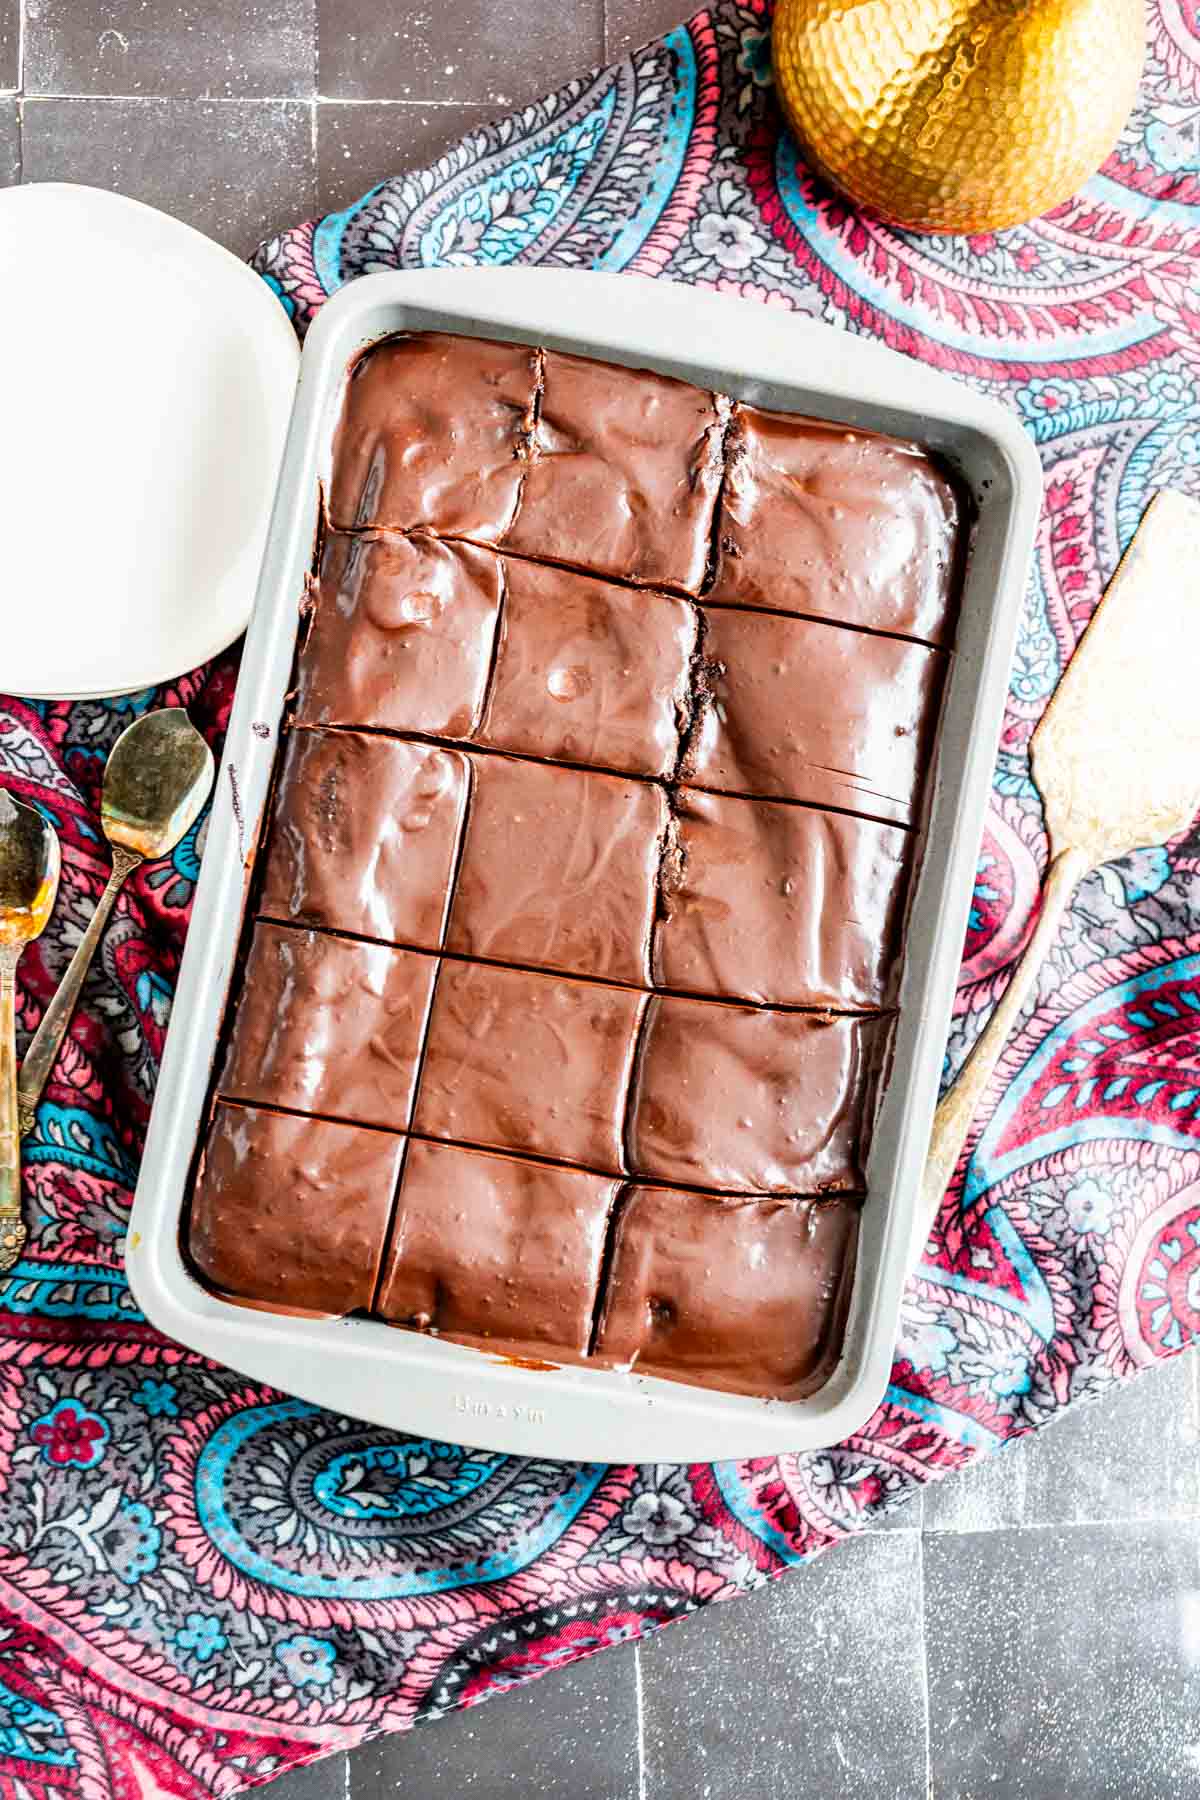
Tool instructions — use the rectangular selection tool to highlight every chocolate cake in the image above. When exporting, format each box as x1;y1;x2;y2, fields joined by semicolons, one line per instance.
188;329;964;1403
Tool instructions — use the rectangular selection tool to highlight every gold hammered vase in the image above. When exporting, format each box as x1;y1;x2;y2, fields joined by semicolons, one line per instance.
772;0;1146;234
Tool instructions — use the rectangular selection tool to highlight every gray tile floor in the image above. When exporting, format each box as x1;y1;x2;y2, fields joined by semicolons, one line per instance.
5;2;1199;1793
265;1354;1200;1800
323;1355;1200;1800
2;0;684;255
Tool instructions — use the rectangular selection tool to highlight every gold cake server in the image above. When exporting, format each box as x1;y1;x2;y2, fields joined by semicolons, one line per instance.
17;708;213;1139
918;490;1200;1260
0;794;60;1271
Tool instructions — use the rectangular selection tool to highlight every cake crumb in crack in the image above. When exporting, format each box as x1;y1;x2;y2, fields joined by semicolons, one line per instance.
700;394;740;592
517;346;546;461
508;346;545;531
670;599;704;762
689;390;732;496
314;475;332;543
298;571;319;630
672;608;726;785
280;575;322;726
654;608;724;935
654;796;687;926
586;1181;635;1360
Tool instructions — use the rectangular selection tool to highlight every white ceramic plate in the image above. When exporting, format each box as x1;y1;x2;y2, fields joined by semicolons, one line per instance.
1;184;299;700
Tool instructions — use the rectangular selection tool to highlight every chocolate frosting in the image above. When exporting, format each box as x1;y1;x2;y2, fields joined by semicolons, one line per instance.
655;789;912;1008
190;1103;403;1315
378;1138;617;1359
219;922;436;1130
259;727;469;948
479;556;696;778
710;405;962;643
189;331;971;1400
328;331;539;539
626;995;893;1193
415;958;646;1172
684;606;946;825
297;532;504;738
446;752;666;984
503;350;727;593
593;1188;860;1398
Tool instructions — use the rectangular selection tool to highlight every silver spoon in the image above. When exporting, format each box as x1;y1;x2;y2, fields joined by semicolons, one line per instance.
17;709;214;1138
0;794;61;1270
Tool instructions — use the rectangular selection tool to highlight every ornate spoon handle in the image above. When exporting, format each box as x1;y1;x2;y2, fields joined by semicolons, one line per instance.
17;844;143;1138
0;945;25;1271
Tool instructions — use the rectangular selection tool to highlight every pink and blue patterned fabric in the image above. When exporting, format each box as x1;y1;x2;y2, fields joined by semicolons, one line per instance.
2;3;1199;1791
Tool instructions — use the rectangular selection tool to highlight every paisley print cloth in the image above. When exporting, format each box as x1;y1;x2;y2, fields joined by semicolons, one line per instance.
2;3;1199;1791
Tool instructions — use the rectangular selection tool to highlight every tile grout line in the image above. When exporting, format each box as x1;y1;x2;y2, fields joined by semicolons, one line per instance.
920;1507;1200;1536
310;0;319;179
14;0;22;180
17;91;519;107
314;95;504;107
21;91;316;104
917;1531;933;1800
634;1642;648;1800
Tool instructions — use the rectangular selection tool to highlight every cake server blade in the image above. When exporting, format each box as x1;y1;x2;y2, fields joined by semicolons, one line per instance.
916;489;1200;1261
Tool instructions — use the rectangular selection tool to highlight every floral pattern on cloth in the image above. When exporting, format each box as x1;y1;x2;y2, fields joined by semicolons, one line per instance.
2;2;1199;1792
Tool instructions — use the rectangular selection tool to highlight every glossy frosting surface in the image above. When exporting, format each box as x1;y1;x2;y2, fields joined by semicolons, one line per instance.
259;727;469;948
684;606;946;824
378;1139;617;1358
446;752;666;984
190;1104;403;1316
479;556;696;777
328;331;539;539
415;959;645;1171
627;996;893;1193
655;789;912;1008
594;1188;861;1398
710;405;962;642
190;330;967;1399
503;350;727;593
220;922;436;1130
297;531;504;738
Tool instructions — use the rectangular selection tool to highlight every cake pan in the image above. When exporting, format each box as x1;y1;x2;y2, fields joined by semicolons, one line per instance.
128;268;1041;1461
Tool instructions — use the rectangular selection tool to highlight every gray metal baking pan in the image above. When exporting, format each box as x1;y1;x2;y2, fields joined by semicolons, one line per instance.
128;268;1041;1461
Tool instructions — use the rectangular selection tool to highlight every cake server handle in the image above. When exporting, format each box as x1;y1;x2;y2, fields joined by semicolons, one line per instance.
16;844;143;1138
913;846;1088;1271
